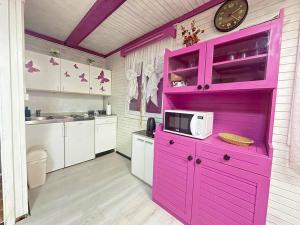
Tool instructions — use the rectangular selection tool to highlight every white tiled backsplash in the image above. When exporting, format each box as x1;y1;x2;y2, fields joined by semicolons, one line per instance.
26;91;104;113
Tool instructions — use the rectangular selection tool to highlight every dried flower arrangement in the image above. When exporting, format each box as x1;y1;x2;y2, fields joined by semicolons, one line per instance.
181;20;204;47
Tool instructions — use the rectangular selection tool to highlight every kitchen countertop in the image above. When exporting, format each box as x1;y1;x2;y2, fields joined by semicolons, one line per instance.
25;113;116;125
133;130;154;139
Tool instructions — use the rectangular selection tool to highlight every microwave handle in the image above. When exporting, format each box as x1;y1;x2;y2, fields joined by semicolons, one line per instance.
190;115;197;136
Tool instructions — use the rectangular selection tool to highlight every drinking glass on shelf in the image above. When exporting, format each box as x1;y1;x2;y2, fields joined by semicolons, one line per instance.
255;38;269;55
239;49;248;59
227;51;237;61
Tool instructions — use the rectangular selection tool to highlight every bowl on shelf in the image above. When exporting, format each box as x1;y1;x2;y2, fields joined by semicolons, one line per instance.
170;73;185;82
218;132;254;147
171;81;187;87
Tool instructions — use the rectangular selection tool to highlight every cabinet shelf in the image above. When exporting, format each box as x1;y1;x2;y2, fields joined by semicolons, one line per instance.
212;54;268;70
169;66;198;77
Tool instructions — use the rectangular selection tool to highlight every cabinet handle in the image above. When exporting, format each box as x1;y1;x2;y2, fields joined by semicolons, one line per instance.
204;84;210;90
90;87;92;90
197;85;202;90
137;138;144;142
196;159;202;164
223;154;231;161
169;140;174;145
187;155;193;161
145;141;153;144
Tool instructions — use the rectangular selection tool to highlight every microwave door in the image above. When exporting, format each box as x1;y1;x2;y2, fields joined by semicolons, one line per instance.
165;112;180;132
179;114;193;135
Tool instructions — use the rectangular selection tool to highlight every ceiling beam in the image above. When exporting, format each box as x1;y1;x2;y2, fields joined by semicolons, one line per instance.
105;0;225;57
25;29;105;58
65;0;127;47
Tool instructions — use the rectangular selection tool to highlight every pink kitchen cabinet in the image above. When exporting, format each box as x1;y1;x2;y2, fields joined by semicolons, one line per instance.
152;132;196;224
153;10;284;225
163;11;283;94
191;144;270;225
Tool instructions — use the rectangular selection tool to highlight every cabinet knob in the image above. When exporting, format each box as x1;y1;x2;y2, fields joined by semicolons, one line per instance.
223;154;231;161
196;159;202;164
90;87;92;90
204;84;210;90
197;85;202;90
169;140;174;145
187;155;193;161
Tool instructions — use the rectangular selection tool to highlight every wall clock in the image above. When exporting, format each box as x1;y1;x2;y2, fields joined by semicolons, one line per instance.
214;0;248;32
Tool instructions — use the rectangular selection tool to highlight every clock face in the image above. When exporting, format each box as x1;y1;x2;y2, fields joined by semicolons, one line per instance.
214;0;248;32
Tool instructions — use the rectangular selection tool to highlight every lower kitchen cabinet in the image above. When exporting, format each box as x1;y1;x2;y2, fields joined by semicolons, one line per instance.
153;131;270;225
152;134;195;224
65;120;95;167
26;123;65;173
191;158;269;225
131;133;154;186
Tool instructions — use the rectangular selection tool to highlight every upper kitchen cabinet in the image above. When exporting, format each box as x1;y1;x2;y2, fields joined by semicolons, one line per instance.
204;21;282;91
25;50;61;92
164;44;206;94
163;18;282;93
89;66;112;96
61;59;90;94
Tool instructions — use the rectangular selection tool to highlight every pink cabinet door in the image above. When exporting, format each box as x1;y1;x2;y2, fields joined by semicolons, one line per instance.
163;43;206;94
191;158;270;225
152;133;196;224
204;19;282;92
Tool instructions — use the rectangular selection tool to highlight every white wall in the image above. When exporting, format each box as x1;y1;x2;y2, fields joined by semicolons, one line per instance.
25;34;106;114
107;0;300;224
26;91;104;114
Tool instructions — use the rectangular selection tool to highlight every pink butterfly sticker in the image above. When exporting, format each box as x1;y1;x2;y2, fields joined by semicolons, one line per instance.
49;57;59;66
96;70;110;84
25;60;40;73
74;64;79;69
64;72;71;77
79;73;88;82
100;86;105;92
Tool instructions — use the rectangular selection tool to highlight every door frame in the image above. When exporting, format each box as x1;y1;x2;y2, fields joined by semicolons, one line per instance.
0;0;28;224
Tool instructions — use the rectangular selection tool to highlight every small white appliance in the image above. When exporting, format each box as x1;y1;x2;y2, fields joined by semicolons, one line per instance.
95;116;117;154
164;110;213;139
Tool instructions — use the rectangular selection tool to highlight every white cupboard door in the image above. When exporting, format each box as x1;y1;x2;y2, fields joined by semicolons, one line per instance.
131;135;145;180
144;140;154;186
65;121;95;167
26;123;65;173
25;50;61;92
95;123;116;154
61;59;90;94
89;66;112;95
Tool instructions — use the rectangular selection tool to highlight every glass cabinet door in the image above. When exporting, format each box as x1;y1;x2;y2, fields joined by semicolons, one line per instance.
164;44;206;93
204;23;278;91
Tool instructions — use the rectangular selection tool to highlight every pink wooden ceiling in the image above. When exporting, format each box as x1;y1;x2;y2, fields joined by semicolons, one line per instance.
24;0;217;57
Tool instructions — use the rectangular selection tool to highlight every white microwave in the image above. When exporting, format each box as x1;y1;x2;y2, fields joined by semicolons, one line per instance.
164;110;213;139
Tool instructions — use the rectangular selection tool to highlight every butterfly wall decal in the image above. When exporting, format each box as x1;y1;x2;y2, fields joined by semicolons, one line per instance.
96;70;110;84
74;64;79;69
25;60;40;73
79;73;88;82
64;72;71;77
49;57;59;66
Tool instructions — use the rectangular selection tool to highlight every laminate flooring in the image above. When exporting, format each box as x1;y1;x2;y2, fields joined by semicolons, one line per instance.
18;153;182;225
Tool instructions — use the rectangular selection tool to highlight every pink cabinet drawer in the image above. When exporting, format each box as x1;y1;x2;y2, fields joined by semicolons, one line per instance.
196;143;271;177
155;131;196;158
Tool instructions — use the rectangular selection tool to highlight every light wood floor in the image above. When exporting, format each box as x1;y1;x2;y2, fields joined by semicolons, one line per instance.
18;153;182;225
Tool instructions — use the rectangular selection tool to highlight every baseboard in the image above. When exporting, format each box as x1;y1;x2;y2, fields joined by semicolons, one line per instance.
95;149;115;158
116;151;131;160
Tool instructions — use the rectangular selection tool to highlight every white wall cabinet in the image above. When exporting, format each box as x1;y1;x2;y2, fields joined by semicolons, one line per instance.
26;123;65;173
25;50;61;92
89;66;112;95
61;59;90;94
95;116;117;154
131;133;154;186
65;120;95;167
